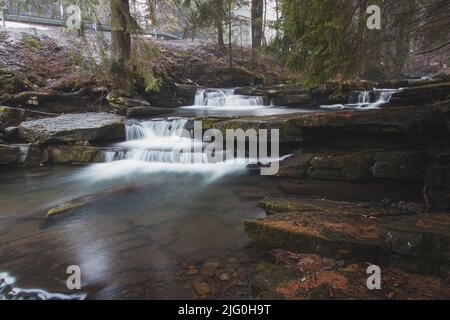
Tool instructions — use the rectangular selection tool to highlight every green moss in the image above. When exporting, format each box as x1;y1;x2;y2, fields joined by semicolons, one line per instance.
46;201;83;219
258;198;297;215
21;35;41;51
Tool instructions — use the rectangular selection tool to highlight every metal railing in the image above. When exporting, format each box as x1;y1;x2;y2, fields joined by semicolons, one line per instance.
0;12;181;40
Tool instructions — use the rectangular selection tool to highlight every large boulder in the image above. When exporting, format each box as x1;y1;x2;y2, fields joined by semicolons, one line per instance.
18;113;125;144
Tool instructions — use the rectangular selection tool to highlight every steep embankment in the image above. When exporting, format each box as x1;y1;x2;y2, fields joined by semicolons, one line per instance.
0;27;284;112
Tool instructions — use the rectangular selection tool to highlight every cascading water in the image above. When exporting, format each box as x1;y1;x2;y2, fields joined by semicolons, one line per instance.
192;89;265;108
321;89;400;110
179;88;306;117
105;118;207;164
77;118;250;182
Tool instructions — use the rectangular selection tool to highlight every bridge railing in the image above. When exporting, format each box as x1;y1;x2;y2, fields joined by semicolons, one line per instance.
0;11;181;40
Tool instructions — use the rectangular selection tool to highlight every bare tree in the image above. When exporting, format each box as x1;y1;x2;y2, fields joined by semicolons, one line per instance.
251;0;263;49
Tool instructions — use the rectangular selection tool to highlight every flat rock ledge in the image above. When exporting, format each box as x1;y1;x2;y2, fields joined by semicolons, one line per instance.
247;196;450;299
18;113;125;144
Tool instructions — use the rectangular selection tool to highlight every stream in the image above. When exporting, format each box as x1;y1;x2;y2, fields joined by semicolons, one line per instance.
0;87;396;299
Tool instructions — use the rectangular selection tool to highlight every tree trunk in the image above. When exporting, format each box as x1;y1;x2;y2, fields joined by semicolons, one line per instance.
110;0;132;66
217;21;225;47
216;0;225;48
275;0;279;41
251;0;263;49
263;0;267;45
228;0;232;68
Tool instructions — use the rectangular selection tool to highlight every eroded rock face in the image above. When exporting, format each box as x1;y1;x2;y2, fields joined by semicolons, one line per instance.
389;82;450;106
278;150;430;182
213;104;450;144
18;113;125;144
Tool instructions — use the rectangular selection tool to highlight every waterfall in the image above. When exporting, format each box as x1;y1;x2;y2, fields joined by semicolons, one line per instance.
321;89;400;110
126;118;189;140
78;117;251;182
187;89;265;109
104;118;207;163
102;118;227;166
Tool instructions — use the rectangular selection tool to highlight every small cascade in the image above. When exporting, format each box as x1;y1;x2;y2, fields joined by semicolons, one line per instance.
104;118;209;164
179;87;306;117
101;118;230;167
126;118;189;140
321;88;400;110
188;89;265;108
75;117;256;182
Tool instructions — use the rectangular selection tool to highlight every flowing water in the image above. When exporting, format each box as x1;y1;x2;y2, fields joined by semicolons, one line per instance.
320;89;400;110
179;88;309;117
0;89;295;300
0;166;277;299
0;86;398;299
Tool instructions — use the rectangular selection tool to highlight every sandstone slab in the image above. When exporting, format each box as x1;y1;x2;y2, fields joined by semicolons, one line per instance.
18;113;125;144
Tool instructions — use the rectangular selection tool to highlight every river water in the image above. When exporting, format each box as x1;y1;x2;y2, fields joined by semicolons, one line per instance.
0;87;396;299
0;88;294;300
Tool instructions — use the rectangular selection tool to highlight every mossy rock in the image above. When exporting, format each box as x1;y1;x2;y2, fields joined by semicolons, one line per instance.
48;146;107;164
46;201;84;219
